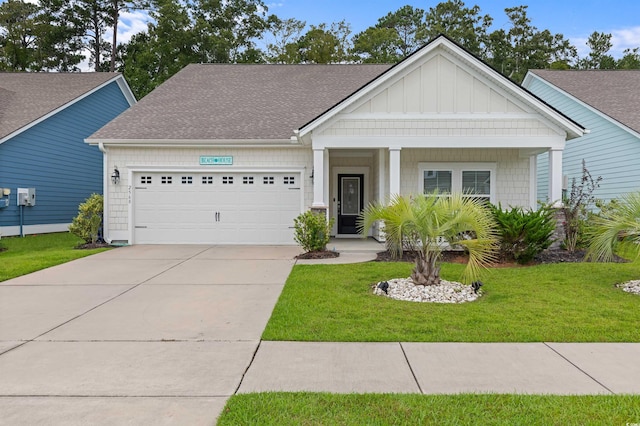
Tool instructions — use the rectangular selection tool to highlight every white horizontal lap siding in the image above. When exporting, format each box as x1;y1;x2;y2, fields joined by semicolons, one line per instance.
104;147;313;243
132;171;302;244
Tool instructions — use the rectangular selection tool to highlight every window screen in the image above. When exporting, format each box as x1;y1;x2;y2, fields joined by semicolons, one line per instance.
423;170;452;194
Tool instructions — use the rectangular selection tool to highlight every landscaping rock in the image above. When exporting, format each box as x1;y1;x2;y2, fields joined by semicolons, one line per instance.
372;278;480;303
618;280;640;295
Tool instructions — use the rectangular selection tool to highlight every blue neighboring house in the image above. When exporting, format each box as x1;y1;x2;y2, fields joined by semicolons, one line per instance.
0;73;136;237
522;70;640;205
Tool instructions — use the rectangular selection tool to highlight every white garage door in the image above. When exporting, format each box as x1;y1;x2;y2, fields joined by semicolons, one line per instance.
133;171;302;244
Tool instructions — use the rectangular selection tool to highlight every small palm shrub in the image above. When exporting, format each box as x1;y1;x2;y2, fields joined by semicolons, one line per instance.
293;210;335;253
69;194;103;244
490;203;556;264
359;193;498;285
586;192;640;262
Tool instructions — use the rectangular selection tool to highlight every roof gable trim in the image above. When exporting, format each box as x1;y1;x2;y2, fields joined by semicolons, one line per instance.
523;71;640;141
299;35;585;140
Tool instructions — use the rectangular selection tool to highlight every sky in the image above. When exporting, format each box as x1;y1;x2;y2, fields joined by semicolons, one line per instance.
5;0;640;61
259;0;640;58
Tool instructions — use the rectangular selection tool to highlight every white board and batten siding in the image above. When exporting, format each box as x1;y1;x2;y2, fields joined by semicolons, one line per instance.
131;171;303;244
526;77;640;205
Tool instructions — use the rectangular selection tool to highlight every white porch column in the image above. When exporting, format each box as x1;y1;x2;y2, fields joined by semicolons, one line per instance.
378;148;386;203
389;147;401;197
323;148;330;206
312;148;326;207
548;148;563;207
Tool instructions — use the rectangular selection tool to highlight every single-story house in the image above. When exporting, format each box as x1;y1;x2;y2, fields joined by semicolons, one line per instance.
522;70;640;204
0;73;136;237
87;35;585;245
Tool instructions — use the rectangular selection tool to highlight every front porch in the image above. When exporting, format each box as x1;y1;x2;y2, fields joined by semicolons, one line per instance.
312;147;566;239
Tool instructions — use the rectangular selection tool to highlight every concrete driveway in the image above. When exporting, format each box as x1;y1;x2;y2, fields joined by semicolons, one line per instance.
0;245;300;425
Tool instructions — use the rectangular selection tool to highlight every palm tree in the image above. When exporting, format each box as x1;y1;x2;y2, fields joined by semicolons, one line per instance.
585;192;640;262
359;192;498;286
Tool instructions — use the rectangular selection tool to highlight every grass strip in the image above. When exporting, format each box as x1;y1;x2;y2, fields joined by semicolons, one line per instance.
0;233;110;282
218;393;640;425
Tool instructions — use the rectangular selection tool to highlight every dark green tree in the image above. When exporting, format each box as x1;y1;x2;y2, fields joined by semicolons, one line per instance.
352;26;401;63
36;0;85;71
422;0;491;57
298;21;352;63
0;0;40;70
486;6;576;82
120;0;195;97
190;0;268;63
618;47;640;69
352;5;424;63
73;0;114;71
577;31;616;69
265;16;305;63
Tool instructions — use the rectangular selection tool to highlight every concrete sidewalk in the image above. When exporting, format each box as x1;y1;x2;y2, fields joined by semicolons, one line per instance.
238;341;640;395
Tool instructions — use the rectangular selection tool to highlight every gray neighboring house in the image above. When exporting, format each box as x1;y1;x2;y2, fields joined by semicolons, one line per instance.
523;70;640;204
88;35;585;245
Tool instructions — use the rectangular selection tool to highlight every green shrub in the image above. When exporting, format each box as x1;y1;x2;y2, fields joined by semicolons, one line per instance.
293;210;334;252
490;203;556;264
69;194;103;244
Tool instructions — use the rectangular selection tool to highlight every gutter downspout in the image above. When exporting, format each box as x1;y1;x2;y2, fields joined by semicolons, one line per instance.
98;142;111;244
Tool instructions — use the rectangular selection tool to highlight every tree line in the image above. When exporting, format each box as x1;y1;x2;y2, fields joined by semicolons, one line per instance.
2;0;639;98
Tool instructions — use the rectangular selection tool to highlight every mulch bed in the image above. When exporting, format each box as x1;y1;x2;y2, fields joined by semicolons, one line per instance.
296;250;340;260
75;242;113;250
375;249;629;266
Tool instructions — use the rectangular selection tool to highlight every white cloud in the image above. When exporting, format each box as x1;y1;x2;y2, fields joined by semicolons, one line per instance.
571;26;640;59
611;26;640;56
107;10;152;46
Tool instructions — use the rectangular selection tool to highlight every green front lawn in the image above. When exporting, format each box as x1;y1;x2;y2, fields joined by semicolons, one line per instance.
0;233;110;282
262;260;640;342
218;393;640;425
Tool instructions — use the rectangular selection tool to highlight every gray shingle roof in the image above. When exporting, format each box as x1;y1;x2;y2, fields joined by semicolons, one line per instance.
0;72;121;140
530;69;640;134
90;63;392;141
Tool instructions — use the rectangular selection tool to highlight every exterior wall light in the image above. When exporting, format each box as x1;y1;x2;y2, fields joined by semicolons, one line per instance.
111;167;120;185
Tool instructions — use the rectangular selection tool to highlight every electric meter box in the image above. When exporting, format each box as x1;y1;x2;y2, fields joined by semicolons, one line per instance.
17;188;36;206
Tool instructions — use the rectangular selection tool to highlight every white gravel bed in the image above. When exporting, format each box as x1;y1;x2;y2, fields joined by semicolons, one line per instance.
373;277;481;303
618;280;640;295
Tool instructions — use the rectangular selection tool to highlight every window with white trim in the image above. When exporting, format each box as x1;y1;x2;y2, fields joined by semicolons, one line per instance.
419;162;496;203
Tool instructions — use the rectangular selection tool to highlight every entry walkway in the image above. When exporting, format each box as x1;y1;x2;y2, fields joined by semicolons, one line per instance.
295;237;385;264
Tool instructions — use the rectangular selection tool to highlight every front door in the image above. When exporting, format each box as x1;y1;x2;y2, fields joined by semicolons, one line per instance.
337;174;364;234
